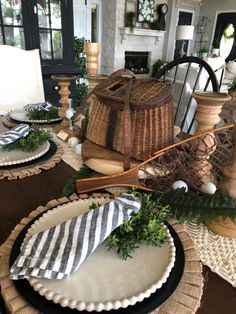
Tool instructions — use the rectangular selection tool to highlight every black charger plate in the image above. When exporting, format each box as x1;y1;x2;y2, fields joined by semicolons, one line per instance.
9;213;185;314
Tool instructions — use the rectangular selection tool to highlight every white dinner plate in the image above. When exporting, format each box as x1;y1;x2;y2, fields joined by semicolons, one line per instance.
24;197;176;312
9;109;62;124
0;141;50;166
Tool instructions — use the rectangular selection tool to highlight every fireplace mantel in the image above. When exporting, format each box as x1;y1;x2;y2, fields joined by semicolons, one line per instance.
119;27;166;44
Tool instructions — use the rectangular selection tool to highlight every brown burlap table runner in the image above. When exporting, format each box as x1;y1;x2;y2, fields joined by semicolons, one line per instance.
0;194;203;314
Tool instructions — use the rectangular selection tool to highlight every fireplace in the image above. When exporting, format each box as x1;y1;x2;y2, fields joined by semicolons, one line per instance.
125;51;150;74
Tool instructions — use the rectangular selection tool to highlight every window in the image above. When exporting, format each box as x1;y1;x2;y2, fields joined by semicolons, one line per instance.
0;0;25;48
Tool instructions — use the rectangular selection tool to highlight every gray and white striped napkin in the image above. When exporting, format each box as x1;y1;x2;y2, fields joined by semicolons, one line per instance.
24;101;52;112
10;194;141;280
0;124;29;148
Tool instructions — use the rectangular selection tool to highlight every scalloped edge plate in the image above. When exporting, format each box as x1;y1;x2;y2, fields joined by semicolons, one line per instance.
0;141;50;166
9;109;62;124
24;197;176;312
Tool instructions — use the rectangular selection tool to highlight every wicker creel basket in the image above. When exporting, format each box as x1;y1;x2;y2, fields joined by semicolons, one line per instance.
86;76;174;164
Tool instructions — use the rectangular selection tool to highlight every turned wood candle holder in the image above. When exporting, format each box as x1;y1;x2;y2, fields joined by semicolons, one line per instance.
85;42;100;76
51;74;76;131
188;91;232;184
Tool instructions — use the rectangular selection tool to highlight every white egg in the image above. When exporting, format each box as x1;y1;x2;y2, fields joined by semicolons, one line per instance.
68;137;79;148
172;180;188;192
75;143;82;155
200;182;217;194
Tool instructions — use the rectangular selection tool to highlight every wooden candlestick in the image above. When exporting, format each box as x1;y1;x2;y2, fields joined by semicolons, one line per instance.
188;91;231;184
85;42;100;76
51;74;76;132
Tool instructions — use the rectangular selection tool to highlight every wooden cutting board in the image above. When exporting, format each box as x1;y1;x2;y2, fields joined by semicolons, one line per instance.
82;139;140;175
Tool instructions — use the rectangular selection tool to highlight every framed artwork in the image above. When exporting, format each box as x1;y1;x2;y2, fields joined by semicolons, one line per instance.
138;0;154;23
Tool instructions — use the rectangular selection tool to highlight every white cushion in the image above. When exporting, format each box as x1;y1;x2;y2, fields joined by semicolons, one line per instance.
0;45;45;115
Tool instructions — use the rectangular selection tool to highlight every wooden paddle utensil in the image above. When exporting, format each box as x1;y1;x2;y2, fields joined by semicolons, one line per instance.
76;124;235;194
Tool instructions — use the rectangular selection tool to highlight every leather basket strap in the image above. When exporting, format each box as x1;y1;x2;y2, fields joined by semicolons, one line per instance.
123;79;133;171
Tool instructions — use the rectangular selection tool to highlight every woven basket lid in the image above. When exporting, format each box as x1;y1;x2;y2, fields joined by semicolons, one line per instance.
93;77;172;110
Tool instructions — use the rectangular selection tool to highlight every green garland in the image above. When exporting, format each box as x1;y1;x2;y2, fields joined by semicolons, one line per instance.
62;165;99;197
26;107;59;121
3;125;51;152
62;165;236;229
158;188;236;224
106;188;170;259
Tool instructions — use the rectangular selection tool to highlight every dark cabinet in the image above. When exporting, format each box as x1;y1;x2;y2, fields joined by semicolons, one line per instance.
0;0;78;104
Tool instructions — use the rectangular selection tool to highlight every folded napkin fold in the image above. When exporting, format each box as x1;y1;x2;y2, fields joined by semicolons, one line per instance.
10;194;141;280
24;102;52;112
0;124;29;148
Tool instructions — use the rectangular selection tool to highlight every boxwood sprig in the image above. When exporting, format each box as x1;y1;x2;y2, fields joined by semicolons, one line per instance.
3;125;51;152
105;188;170;259
26;106;59;121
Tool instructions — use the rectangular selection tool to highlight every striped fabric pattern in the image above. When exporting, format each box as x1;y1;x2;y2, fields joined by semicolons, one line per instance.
10;194;141;280
24;101;52;112
0;124;29;148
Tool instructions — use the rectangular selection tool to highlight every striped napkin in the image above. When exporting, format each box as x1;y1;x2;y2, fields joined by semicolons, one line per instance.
24;102;52;112
10;194;141;280
0;124;29;148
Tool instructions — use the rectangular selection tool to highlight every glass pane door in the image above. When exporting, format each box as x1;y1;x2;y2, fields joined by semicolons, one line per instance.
0;0;25;48
37;0;63;60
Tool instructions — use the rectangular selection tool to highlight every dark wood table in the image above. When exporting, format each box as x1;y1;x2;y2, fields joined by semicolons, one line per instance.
0;160;235;314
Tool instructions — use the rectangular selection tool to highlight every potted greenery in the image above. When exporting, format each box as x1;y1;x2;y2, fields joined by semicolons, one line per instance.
200;45;209;59
228;77;236;102
212;39;220;56
74;36;86;58
125;11;135;31
152;59;166;76
4;7;14;25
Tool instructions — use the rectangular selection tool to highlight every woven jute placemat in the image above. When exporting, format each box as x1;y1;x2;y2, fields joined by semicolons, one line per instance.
0;143;62;180
0;193;203;314
186;221;236;287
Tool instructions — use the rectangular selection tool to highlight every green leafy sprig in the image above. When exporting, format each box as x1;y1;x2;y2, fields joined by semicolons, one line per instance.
26;106;59;121
62;165;99;196
159;188;236;224
106;188;170;260
3;125;51;152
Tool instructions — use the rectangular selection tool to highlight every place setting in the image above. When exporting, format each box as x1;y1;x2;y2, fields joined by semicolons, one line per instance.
0;122;62;180
2;102;62;129
0;191;202;314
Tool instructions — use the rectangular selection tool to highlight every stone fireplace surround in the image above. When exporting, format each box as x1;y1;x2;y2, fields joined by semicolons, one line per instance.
101;0;166;77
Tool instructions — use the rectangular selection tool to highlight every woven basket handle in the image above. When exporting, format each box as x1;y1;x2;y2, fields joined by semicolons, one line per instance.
123;79;133;171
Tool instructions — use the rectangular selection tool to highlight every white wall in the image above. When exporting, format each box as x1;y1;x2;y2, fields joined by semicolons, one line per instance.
73;0;90;39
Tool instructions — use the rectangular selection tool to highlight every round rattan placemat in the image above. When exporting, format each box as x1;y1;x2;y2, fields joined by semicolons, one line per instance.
0;142;62;180
0;193;203;314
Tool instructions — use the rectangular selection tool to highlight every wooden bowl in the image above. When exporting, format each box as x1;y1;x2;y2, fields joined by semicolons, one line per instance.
205;217;236;238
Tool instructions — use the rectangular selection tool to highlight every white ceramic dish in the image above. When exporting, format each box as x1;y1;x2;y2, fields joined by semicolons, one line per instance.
9;109;62;124
25;197;176;312
0;141;50;166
